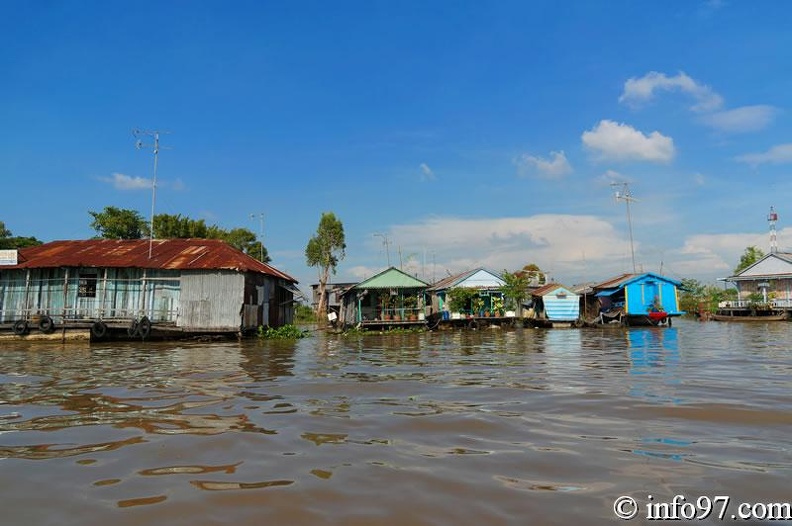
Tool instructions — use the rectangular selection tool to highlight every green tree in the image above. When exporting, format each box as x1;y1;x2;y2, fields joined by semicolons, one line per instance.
209;226;269;262
0;221;42;250
679;278;705;314
499;270;529;316
153;213;209;238
90;207;272;262
447;287;479;314
516;263;546;285
89;207;148;239
734;246;765;274
305;212;346;320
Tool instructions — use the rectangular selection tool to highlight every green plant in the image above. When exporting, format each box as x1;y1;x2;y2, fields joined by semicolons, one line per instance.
499;271;528;314
258;324;309;339
471;296;484;315
379;292;393;318
491;295;504;314
447;287;478;313
294;304;317;323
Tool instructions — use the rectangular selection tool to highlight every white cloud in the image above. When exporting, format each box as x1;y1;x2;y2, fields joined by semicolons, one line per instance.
597;169;629;185
582;120;675;163
385;215;635;283
700;105;779;133
620;71;777;133
101;172;151;190
100;173;186;191
619;71;723;113
735;143;792;165
516;150;573;178
419;163;435;181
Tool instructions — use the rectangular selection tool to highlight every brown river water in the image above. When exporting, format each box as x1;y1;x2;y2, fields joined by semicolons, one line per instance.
1;319;790;525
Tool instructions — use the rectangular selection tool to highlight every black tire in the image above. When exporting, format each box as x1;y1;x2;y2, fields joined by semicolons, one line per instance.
137;316;152;339
38;315;55;334
12;319;28;336
91;321;108;340
127;319;139;337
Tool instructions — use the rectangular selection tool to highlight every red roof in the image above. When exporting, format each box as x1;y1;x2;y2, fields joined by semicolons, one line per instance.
6;239;297;283
530;282;571;296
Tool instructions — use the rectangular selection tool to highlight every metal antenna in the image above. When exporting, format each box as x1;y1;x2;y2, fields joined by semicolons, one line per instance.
611;181;637;273
133;129;170;259
768;206;778;254
250;212;264;261
373;233;391;267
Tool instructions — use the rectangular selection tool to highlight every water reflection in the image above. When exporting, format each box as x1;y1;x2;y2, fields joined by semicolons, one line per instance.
0;321;790;525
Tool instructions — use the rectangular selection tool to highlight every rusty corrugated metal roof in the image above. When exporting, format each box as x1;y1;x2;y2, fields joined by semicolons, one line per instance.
530;282;568;296
591;273;636;290
6;239;297;283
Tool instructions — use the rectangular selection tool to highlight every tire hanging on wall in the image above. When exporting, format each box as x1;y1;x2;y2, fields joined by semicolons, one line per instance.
137;316;152;339
91;320;108;340
12;319;28;336
127;319;139;337
38;315;55;334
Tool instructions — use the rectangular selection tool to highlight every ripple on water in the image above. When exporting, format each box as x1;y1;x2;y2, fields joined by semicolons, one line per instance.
0;322;789;525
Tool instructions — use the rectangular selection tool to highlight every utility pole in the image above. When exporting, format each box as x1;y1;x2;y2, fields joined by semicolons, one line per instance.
611;181;637;273
250;213;264;261
134;129;169;259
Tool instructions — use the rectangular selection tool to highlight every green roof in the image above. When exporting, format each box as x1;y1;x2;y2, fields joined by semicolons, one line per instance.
354;267;429;289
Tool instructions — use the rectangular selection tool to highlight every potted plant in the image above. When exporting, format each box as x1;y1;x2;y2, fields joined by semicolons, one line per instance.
491;296;504;317
380;292;393;320
448;287;474;318
403;294;418;321
471;296;484;317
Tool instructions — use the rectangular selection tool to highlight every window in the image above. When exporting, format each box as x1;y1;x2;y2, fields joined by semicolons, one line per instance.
78;273;98;298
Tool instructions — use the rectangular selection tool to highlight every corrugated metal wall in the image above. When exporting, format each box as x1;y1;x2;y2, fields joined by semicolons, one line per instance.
0;267;294;331
180;271;244;330
0;268;181;323
543;295;580;321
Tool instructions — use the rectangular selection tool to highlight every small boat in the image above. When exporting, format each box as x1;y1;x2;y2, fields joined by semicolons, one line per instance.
709;312;788;322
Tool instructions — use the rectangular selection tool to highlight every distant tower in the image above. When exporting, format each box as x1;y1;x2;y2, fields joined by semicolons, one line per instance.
768;206;779;254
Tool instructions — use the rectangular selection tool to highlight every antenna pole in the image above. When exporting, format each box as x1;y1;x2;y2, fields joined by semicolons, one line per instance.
133;129;168;259
611;182;637;273
250;213;264;261
768;206;778;254
374;233;391;267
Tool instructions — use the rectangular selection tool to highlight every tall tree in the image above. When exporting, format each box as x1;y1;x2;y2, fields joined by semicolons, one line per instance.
499;270;529;316
153;214;270;263
0;221;42;249
214;227;269;262
89;207;148;239
516;263;546;284
153;213;209;238
305;212;346;320
734;246;765;274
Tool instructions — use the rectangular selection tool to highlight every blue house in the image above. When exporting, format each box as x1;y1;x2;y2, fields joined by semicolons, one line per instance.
427;268;506;318
527;283;580;326
592;272;684;326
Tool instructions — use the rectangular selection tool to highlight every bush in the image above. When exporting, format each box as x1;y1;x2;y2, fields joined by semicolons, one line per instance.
258;324;309;339
294;304;317;323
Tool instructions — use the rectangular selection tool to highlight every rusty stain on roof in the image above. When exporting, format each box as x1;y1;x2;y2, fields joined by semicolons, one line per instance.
7;239;297;283
591;273;636;290
530;282;569;296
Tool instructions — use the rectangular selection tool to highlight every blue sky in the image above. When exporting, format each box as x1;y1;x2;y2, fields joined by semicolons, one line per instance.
2;0;791;293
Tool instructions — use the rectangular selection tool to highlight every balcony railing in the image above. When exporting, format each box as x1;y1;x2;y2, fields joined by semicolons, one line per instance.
718;299;792;309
